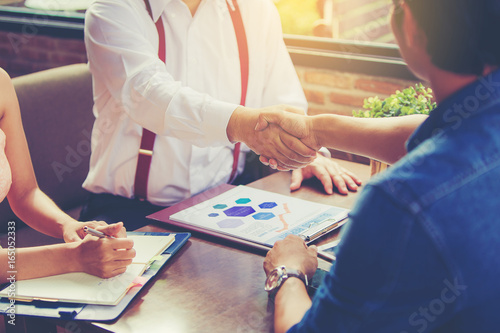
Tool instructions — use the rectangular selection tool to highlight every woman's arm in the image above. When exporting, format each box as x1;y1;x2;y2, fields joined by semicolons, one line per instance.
0;226;135;283
0;69;134;282
0;69;96;240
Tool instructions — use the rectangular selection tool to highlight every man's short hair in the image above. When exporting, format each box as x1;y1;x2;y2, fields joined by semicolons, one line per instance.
406;0;500;75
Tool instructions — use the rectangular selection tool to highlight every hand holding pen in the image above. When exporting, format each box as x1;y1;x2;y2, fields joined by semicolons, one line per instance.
77;222;135;278
84;226;116;238
83;222;127;239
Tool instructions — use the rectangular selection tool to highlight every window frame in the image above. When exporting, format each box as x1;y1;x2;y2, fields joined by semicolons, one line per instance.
285;34;416;81
0;6;84;39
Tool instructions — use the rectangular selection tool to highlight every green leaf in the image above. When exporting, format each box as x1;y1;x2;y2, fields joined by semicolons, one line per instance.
352;83;437;118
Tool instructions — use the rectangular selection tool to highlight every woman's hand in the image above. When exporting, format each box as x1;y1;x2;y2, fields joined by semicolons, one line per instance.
63;221;126;242
74;223;135;278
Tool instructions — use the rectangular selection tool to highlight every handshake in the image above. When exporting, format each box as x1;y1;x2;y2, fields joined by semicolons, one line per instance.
227;105;322;171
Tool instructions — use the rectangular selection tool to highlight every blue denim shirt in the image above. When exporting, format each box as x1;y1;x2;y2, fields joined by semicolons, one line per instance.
289;70;500;333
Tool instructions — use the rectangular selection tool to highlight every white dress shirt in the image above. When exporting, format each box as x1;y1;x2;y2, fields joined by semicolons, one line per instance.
83;0;307;206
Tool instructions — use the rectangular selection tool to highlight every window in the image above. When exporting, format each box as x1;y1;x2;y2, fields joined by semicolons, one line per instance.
274;0;396;44
274;0;414;81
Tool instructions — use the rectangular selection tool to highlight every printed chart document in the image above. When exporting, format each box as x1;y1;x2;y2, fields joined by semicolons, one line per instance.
0;234;175;305
169;186;349;247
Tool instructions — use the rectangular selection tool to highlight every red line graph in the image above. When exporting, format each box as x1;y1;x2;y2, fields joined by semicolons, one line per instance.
276;203;291;233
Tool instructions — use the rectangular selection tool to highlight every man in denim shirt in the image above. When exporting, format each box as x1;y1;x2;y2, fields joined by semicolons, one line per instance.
263;0;500;332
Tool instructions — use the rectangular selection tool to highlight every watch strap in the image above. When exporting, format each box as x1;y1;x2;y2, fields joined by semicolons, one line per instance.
265;266;308;297
284;268;309;289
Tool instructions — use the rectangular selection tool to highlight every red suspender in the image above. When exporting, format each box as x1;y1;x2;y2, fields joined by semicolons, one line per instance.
227;0;249;183
134;0;248;200
134;0;165;200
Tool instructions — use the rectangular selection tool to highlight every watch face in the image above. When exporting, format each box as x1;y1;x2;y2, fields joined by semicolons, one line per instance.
265;266;307;294
265;268;282;292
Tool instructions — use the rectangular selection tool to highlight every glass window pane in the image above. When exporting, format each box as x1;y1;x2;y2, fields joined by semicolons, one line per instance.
274;0;396;44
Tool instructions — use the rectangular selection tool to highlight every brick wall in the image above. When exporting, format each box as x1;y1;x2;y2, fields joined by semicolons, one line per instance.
315;0;395;43
0;31;86;78
297;66;419;116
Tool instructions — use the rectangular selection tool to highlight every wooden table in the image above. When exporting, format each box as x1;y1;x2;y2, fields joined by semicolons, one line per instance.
7;160;370;333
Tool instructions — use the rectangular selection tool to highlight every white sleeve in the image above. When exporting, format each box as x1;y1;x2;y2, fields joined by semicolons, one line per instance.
84;2;237;147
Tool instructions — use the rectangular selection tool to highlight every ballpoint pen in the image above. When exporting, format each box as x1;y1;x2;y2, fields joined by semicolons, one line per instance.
83;226;115;239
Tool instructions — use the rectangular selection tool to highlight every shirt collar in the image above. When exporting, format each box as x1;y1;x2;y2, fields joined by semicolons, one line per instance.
148;0;173;22
148;0;226;22
407;68;500;152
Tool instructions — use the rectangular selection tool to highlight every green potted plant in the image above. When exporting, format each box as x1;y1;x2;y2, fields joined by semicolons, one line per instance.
353;83;437;175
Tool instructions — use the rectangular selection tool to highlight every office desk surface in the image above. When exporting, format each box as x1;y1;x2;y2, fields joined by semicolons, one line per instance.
10;159;371;333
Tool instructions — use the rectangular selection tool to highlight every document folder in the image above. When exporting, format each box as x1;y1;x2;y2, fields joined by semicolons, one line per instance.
0;232;190;322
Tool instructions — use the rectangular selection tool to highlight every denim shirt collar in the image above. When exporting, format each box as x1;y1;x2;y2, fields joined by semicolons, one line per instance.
407;69;500;152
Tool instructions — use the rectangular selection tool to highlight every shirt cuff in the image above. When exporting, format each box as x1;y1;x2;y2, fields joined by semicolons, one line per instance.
318;147;331;158
203;99;240;146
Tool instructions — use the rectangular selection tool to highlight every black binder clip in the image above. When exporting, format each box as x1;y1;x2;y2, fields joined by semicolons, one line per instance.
58;310;78;319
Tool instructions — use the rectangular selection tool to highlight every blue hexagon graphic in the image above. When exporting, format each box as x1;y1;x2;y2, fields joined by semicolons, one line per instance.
235;198;251;204
217;219;244;229
259;202;278;209
252;212;276;220
208;213;219;217
213;204;228;209
224;206;255;217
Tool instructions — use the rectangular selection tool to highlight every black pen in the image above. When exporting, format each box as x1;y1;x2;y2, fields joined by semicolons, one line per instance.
84;226;115;239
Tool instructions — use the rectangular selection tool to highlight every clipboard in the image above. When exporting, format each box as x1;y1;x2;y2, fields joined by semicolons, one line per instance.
0;232;190;322
147;185;349;251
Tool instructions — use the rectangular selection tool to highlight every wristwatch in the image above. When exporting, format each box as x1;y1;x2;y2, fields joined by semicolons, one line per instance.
264;265;308;296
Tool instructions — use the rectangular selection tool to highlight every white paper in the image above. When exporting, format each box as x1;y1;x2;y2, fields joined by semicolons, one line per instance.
129;234;175;264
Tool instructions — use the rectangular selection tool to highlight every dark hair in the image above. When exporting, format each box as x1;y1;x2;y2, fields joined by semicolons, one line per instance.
404;0;500;75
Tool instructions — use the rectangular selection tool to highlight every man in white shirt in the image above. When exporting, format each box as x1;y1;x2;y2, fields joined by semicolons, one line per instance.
81;0;361;229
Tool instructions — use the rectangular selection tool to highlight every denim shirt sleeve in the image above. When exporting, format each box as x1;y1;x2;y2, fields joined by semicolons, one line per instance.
288;184;455;333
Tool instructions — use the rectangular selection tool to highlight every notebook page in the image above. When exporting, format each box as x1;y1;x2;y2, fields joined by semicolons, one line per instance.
0;235;175;305
129;234;175;264
11;264;145;305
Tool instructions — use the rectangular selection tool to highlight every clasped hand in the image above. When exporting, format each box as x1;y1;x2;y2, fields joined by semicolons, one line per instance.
228;104;361;193
227;105;318;171
252;107;362;194
255;108;320;170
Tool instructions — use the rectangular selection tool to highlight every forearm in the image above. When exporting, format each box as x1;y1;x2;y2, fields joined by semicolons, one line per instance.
0;243;78;282
9;188;75;239
311;114;427;164
274;278;312;333
227;106;250;143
